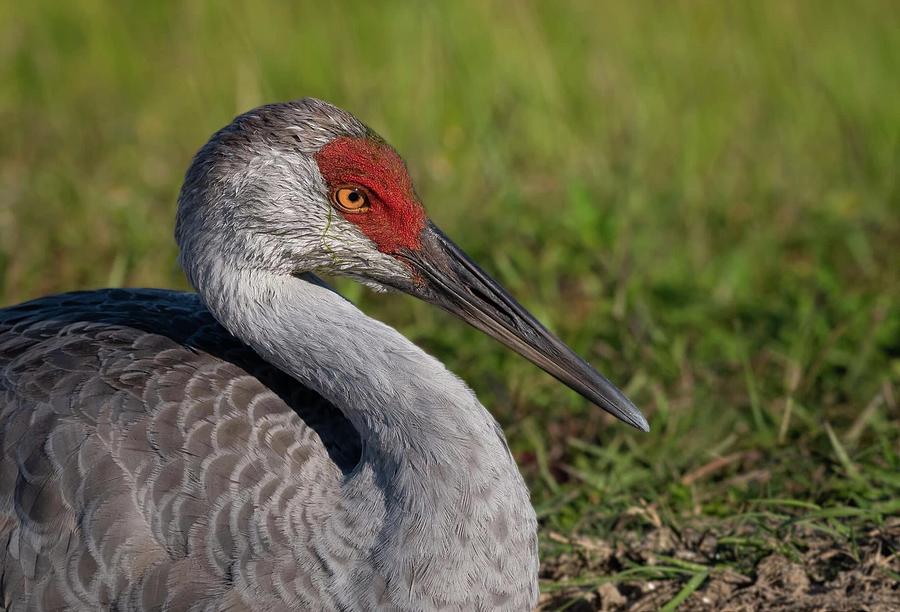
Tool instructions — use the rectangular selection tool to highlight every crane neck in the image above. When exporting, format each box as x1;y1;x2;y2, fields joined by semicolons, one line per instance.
200;269;488;454
195;265;538;607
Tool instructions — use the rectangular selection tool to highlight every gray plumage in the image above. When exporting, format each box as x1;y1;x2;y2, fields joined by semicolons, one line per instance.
1;285;534;611
1;98;645;611
1;99;537;611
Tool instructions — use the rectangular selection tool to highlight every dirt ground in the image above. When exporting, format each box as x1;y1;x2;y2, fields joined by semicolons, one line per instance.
540;517;900;611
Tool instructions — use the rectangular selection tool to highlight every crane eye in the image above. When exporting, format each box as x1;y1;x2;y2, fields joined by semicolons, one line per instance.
332;186;370;212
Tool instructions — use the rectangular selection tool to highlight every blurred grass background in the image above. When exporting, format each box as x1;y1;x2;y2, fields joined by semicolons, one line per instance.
1;0;898;606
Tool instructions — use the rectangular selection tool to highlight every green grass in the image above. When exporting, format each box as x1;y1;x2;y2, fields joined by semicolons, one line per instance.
2;1;898;608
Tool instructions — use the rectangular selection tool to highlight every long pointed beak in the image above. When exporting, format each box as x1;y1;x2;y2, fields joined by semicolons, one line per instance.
393;222;649;432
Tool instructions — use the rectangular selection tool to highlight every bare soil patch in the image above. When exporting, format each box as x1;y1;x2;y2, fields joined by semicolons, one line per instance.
541;517;900;611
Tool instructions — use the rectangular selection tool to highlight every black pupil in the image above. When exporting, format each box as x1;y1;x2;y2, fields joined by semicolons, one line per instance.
347;191;360;203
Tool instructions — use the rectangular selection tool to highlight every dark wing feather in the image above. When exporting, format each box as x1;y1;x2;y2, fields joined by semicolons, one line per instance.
0;289;359;610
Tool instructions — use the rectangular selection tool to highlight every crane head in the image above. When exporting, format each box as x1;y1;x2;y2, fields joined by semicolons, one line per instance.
177;98;649;432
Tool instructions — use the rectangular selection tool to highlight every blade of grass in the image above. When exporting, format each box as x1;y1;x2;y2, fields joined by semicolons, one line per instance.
523;417;560;494
660;570;709;612
824;421;861;480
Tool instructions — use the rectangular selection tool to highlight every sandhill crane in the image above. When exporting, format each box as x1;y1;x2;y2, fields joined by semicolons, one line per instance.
0;98;648;611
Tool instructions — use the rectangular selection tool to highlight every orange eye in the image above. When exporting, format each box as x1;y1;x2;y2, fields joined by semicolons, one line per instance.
332;186;370;212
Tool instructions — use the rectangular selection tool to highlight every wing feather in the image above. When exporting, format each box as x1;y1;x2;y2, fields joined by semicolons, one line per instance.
0;289;359;610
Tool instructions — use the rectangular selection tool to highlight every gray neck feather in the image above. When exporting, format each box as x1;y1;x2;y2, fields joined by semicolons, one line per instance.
197;262;538;607
201;264;497;460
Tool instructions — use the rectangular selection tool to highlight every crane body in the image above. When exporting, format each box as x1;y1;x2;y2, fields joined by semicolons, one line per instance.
0;99;646;610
